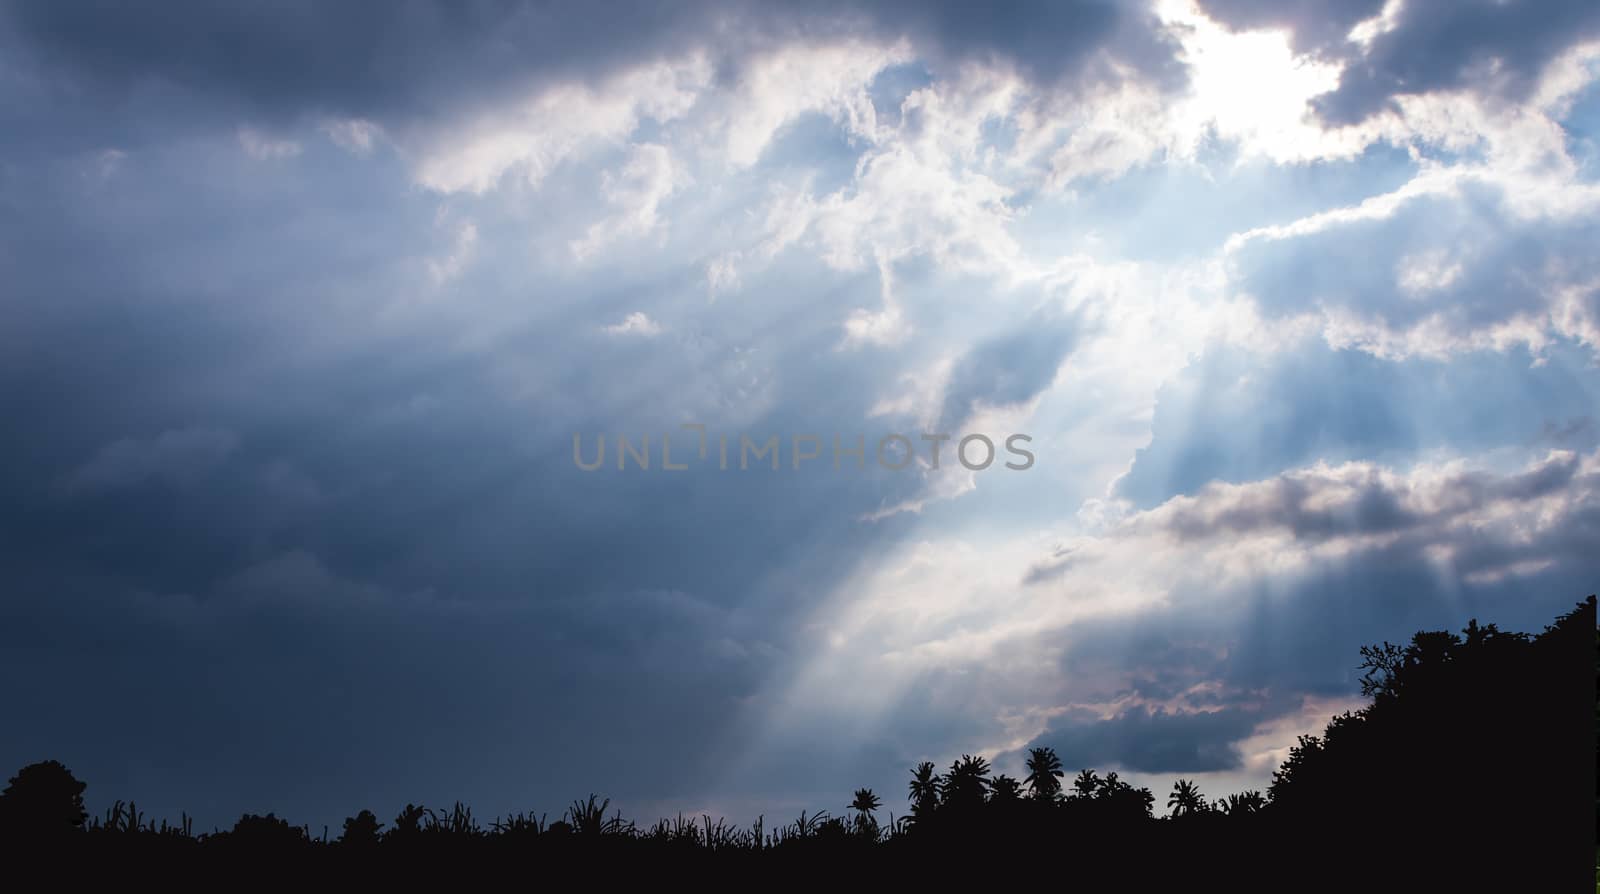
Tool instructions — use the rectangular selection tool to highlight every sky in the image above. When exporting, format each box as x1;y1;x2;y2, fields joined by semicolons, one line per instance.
1;0;1598;831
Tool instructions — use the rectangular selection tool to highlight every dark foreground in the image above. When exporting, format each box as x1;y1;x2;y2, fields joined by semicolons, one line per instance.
3;596;1594;890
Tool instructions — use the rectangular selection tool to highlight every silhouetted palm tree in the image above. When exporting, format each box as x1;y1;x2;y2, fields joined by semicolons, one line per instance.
849;788;881;836
1071;769;1101;799
988;774;1023;803
1023;747;1064;801
850;788;881;818
1217;790;1266;816
1167;779;1207;818
942;755;991;812
1092;771;1156;819
908;762;941;819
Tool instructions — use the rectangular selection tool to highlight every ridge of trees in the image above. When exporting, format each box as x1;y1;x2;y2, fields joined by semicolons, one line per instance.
2;595;1592;888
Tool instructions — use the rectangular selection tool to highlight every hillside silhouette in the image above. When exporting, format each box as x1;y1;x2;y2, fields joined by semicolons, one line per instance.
2;595;1593;888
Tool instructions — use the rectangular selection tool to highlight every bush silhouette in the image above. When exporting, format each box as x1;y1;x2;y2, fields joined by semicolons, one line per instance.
0;760;87;838
339;810;383;846
225;813;309;849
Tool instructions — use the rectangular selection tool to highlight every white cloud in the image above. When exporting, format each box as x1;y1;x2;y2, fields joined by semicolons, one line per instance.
413;55;712;194
1396;249;1465;296
721;125;1026;294
1210;46;1600;363
237;125;302;160
1347;0;1405;48
427;219;479;285
78;147;126;184
570;143;683;260
602;311;663;337
721;38;912;167
705;254;741;297
321;117;386;156
840;253;908;348
1043;80;1174;188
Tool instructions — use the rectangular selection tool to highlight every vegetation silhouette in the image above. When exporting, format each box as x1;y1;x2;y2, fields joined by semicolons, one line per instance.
1;595;1592;888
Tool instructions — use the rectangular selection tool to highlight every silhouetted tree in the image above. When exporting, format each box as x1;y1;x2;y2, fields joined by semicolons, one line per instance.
1264;595;1596;891
228;813;307;848
907;761;941;821
1167;779;1208;818
1071;769;1101;800
1092;772;1155;821
849;788;881;836
849;788;881;819
988;774;1023;804
0;760;87;838
941;755;991;813
340;809;383;845
1216;790;1265;816
1023;747;1064;802
390;803;428;839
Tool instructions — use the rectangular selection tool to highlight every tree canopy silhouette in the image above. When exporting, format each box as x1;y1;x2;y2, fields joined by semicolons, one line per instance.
1023;746;1063;802
0;760;87;838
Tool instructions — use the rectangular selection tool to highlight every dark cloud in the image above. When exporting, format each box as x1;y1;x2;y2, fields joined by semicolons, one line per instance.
1195;0;1384;56
938;304;1081;430
1157;474;1412;542
0;560;776;830
1;0;720;123
1028;702;1271;774
879;0;1185;90
1022;545;1079;586
0;127;934;830
1542;416;1596;446
1145;447;1580;546
1151;450;1583;543
61;427;239;494
1317;0;1600;124
0;0;1181;140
